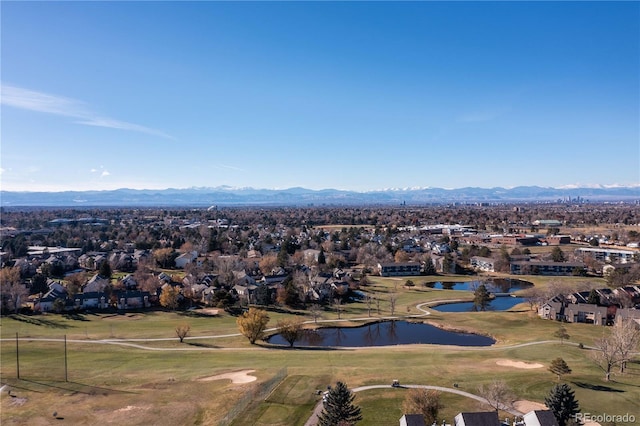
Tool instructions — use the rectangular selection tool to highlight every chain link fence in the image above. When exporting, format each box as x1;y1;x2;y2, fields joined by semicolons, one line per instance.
218;367;287;426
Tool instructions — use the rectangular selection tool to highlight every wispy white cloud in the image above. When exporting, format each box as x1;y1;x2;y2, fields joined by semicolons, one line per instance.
217;164;246;172
101;170;110;177
1;84;174;139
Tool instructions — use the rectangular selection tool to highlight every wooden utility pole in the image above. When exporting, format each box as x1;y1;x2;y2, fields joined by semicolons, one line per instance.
64;335;68;382
16;332;20;379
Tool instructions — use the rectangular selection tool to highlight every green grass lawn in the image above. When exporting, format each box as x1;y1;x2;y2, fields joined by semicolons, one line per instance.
1;274;636;426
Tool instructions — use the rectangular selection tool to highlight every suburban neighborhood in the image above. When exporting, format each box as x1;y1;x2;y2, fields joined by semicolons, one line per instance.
1;203;639;425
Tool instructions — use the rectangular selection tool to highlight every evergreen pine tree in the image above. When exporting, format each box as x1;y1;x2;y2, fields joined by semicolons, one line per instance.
99;261;112;279
473;284;491;311
548;358;572;381
318;381;363;426
544;383;580;426
318;248;326;265
586;289;600;305
551;246;566;262
553;326;570;345
423;256;436;275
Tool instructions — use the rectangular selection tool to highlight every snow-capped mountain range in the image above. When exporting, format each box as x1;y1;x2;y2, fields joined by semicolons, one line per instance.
1;185;639;207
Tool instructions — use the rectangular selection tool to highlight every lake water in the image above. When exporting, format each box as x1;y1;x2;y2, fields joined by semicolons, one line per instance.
267;320;495;347
431;296;526;312
431;278;532;293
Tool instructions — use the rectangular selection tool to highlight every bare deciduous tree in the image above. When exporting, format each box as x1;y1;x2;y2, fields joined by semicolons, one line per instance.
478;380;513;412
175;324;190;343
237;307;270;344
402;388;443;425
612;319;640;373
553;326;570;345
309;304;323;324
592;334;619;382
0;267;28;314
276;318;304;347
334;298;343;319
389;291;397;316
365;294;374;317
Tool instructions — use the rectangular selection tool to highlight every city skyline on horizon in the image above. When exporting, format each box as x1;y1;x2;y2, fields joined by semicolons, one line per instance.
2;2;639;192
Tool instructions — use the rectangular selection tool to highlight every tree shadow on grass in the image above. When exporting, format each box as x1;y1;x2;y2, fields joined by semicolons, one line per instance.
8;314;72;329
186;341;219;348
63;313;90;321
572;381;625;393
179;311;219;318
17;379;136;396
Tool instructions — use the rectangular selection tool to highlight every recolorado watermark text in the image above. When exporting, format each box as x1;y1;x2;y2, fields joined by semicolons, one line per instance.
575;412;636;424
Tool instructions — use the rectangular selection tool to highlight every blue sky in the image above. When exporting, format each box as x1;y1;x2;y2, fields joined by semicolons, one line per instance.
2;1;638;192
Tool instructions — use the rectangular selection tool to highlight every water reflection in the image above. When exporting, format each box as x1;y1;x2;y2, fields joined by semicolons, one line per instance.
267;321;495;347
431;278;532;293
432;296;526;312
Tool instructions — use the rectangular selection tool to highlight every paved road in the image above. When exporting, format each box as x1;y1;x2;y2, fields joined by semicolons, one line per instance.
304;383;523;426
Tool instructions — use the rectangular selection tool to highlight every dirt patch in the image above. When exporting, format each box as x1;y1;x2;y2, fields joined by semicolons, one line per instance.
197;370;257;384
496;359;543;369
114;405;148;413
199;308;219;316
9;397;27;407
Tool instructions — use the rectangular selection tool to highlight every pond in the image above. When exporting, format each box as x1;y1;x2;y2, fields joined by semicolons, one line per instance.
431;296;526;312
266;320;495;347
430;278;532;293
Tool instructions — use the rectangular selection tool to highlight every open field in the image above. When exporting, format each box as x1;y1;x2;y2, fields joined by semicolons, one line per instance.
1;274;638;426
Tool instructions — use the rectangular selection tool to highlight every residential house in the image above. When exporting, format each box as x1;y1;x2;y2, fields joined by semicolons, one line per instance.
83;274;110;293
233;270;257;287
262;273;289;285
14;258;37;277
532;219;562;227
233;284;258;303
576;247;637;264
157;272;173;284
522;410;559;426
510;261;584;276
73;292;109;310
490;235;539;246
175;251;199;269
34;280;68;312
119;274;138;290
399;414;427;426
471;256;495;272
538;300;566;321
114;290;151;310
378;262;421;277
614;308;640;325
564;303;609;325
303;249;321;264
454;411;500;426
109;252;134;272
544;235;571;245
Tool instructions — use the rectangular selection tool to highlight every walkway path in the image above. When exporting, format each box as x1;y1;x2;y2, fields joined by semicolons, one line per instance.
304;383;522;426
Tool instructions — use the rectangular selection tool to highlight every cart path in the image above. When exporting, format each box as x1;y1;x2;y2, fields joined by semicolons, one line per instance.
2;300;610;352
304;384;522;426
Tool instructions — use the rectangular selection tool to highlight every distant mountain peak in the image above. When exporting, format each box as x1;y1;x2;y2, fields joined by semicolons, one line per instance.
1;184;638;207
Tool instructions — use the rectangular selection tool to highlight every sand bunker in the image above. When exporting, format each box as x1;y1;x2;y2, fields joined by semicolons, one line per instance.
496;359;543;369
514;399;546;413
198;369;257;384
